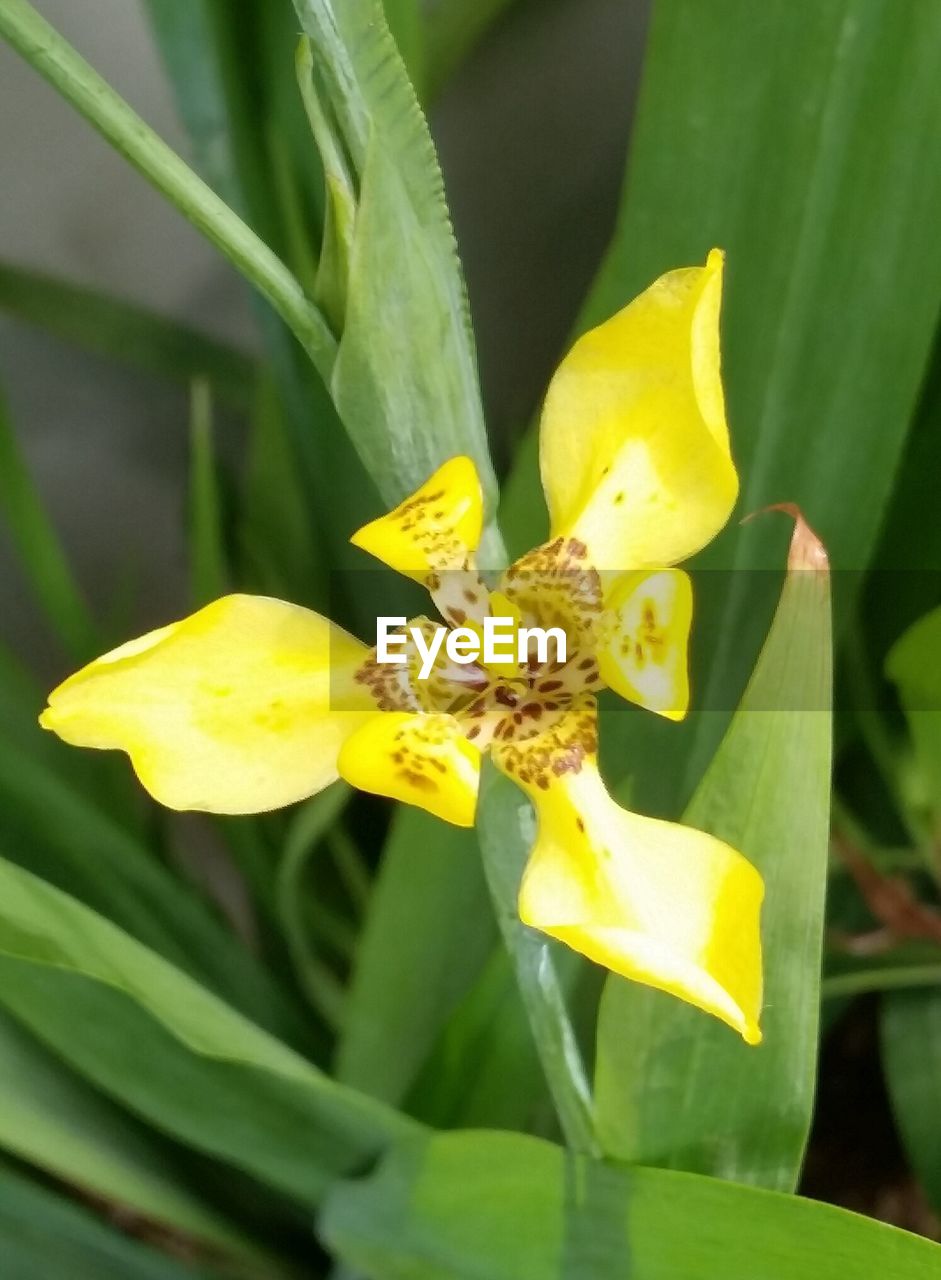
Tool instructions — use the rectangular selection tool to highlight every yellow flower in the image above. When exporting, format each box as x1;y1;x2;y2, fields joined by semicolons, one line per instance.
40;250;763;1044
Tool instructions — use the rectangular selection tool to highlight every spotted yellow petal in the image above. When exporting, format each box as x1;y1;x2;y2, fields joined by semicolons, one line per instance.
494;698;763;1043
338;711;480;827
39;594;375;814
350;455;484;581
539;249;738;570
598;568;692;720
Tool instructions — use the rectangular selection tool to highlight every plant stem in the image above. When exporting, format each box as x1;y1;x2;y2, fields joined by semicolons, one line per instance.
0;0;336;379
477;763;601;1157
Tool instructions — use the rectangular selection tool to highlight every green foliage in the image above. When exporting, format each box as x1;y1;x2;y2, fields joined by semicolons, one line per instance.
0;1159;212;1279
0;855;414;1200
0;0;940;1273
595;518;833;1189
0;261;255;409
0;1011;256;1263
321;1130;941;1279
0;386;98;661
293;0;498;518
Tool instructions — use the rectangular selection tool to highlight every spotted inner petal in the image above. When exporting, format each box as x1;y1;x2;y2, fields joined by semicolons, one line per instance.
337;711;481;827
350;455;484;582
598;568;693;720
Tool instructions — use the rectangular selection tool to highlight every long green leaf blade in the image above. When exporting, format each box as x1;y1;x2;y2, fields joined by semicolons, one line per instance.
336;807;495;1107
882;990;941;1215
0;1160;210;1280
0;1010;257;1264
594;515;833;1189
501;0;941;818
0;855;414;1202
0;385;98;661
292;0;499;516
320;1129;941;1280
0;0;334;376
0;261;254;408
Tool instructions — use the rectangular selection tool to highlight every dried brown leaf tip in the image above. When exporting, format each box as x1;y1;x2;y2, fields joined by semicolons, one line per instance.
743;502;830;574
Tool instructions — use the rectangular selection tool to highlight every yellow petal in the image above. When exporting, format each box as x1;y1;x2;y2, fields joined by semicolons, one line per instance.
539;249;738;569
338;711;480;827
350;455;484;581
39;594;375;814
494;699;763;1043
597;568;692;720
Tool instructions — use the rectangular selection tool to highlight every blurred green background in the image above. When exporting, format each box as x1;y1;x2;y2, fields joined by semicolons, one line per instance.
0;1;940;1276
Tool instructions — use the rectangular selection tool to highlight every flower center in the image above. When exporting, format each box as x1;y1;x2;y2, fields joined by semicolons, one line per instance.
354;542;606;754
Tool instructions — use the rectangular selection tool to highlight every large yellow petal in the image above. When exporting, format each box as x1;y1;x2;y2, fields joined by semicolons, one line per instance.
338;711;480;827
40;594;376;814
539;249;738;570
597;568;692;720
350;455;484;581
494;699;763;1042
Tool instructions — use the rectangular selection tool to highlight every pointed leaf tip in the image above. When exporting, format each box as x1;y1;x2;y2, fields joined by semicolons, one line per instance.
743;502;829;573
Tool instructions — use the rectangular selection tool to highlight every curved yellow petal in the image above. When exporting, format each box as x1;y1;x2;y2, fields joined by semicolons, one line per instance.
539;249;738;570
494;699;763;1043
350;455;484;581
40;594;375;814
338;711;480;827
598;569;692;720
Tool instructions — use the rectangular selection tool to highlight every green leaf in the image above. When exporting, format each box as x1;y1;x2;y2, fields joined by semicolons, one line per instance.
0;855;416;1203
824;943;941;1001
146;0;391;632
187;380;230;606
594;515;833;1190
0;1159;210;1280
501;0;941;814
886;606;941;826
238;377;325;604
142;0;239;204
0;1010;257;1264
276;782;354;1029
404;946;546;1132
882;989;941;1214
0;262;255;409
423;0;520;101
292;0;499;516
336;806;495;1108
382;0;425;95
0;384;98;661
0;0;335;377
0;742;308;1047
320;1129;941;1280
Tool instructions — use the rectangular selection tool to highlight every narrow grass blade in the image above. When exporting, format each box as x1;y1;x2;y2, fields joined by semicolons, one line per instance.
0;385;98;661
0;0;335;377
277;782;353;1029
187;380;229;607
0;261;255;408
